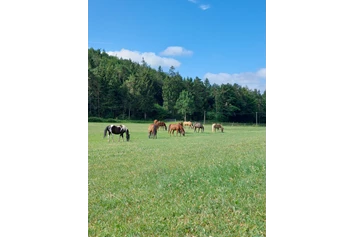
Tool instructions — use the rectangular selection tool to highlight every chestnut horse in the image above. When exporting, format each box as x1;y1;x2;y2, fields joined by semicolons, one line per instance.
155;121;167;130
168;123;185;136
183;121;193;129
212;123;224;132
148;124;158;139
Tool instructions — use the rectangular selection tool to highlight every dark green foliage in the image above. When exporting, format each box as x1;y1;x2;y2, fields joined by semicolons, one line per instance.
151;103;169;120
88;117;104;122
88;48;266;123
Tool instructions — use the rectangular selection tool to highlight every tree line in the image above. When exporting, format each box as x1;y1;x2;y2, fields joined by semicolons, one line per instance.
88;48;266;123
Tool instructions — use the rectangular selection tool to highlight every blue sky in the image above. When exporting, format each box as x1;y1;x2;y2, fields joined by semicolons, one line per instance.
89;0;266;91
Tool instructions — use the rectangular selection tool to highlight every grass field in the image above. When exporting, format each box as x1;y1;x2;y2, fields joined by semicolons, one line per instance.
88;122;266;237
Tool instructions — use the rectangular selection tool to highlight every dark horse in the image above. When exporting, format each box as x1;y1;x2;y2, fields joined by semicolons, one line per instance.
103;124;130;142
148;124;158;139
193;122;204;133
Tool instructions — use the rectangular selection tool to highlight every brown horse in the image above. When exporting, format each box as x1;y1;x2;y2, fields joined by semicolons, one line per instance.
193;122;204;133
155;121;167;130
212;123;224;132
183;121;193;129
168;123;185;136
148;124;158;139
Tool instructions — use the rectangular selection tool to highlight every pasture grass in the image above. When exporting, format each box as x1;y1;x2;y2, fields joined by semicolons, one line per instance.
89;123;266;236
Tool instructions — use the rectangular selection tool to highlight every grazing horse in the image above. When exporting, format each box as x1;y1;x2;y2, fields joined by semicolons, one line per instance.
212;123;224;132
155;121;167;130
148;124;158;139
168;123;185;136
183;121;193;129
193;122;204;133
103;124;130;142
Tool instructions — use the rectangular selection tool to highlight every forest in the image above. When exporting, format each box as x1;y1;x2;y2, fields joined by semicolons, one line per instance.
88;48;266;124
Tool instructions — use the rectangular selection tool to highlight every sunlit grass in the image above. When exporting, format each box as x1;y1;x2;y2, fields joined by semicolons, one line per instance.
89;122;266;236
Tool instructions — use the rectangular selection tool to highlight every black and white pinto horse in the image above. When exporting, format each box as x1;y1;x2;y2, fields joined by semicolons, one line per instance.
103;124;130;142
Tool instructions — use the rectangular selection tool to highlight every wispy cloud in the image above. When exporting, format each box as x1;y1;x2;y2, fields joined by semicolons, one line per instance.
107;49;181;69
204;68;266;92
160;46;193;56
199;4;210;10
188;0;211;10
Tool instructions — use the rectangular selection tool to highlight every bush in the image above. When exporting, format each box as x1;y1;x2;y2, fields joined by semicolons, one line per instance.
106;118;118;123
88;117;104;122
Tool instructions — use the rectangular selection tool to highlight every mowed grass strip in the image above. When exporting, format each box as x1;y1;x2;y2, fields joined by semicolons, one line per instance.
89;122;266;237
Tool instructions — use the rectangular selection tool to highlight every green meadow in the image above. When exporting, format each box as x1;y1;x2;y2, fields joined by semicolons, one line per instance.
88;122;266;236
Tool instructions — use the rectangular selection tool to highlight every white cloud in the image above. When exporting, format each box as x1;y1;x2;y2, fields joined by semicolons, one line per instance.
160;46;193;56
204;68;266;92
188;0;211;11
107;49;181;68
199;4;210;10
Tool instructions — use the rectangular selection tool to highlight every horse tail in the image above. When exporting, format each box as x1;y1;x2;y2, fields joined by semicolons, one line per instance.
168;124;171;132
126;129;130;141
103;126;109;138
